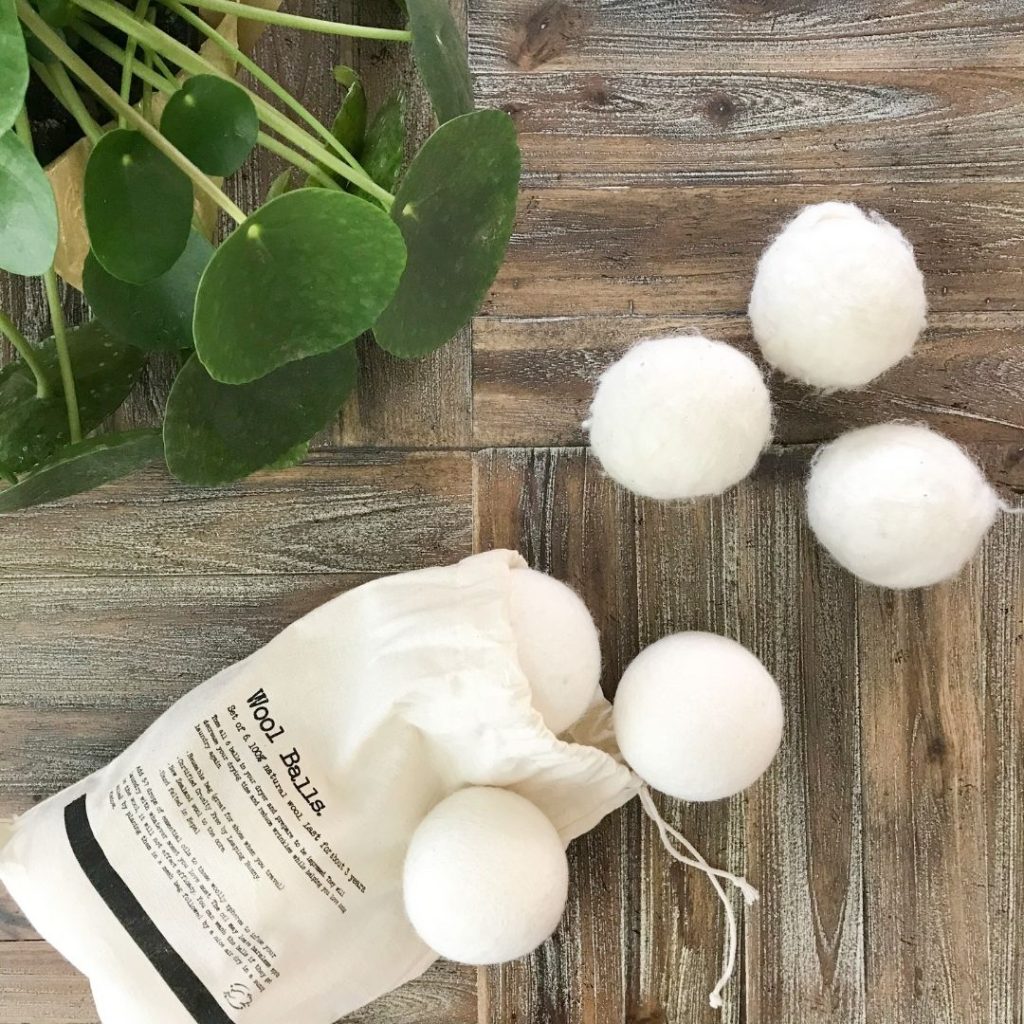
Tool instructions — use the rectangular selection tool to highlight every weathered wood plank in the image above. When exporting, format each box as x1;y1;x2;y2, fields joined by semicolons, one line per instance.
478;68;1024;185
475;446;643;1024
982;513;1024;1024
859;570;992;1022
0;944;478;1024
632;485;744;1024
336;0;475;448
469;1;1024;74
735;452;865;1022
0;707;154;819
471;312;1024;489
486;184;1024;319
475;447;754;1021
0;574;375;703
0;450;472;578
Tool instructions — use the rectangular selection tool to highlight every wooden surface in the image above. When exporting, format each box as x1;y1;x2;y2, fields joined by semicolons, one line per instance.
2;2;1023;1022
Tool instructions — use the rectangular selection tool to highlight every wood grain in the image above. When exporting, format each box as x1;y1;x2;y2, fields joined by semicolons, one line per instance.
475;447;645;1024
0;450;472;578
3;0;1024;1022
0;574;377;702
479;68;1024;185
982;513;1024;1024
336;0;475;448
735;453;865;1021
859;571;992;1023
487;183;1024;318
469;1;1024;73
632;484;746;1024
476;447;753;1022
472;312;1024;490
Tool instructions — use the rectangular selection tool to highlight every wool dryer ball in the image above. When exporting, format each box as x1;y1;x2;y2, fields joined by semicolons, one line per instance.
613;632;784;802
585;336;773;500
806;423;1001;589
509;568;602;735
748;202;927;389
403;787;569;965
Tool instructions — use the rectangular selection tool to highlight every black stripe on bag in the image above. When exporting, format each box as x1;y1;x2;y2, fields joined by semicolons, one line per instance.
64;795;234;1024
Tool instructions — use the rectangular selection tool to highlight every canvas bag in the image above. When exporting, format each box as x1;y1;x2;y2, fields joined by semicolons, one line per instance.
0;550;639;1024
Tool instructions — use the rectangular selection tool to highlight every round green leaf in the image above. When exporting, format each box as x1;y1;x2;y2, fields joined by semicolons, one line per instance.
164;345;358;484
0;363;66;474
84;230;214;351
194;188;406;384
160;75;258;176
0;129;57;275
0;0;28;135
353;90;404;206
374;109;520;359
0;429;163;513
84;128;193;284
407;0;473;125
0;320;146;473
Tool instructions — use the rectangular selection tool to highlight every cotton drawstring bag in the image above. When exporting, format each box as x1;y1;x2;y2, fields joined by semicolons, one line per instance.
0;550;641;1024
1;548;761;1020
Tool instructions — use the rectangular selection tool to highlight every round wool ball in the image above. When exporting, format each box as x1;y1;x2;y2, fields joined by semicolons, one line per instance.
806;423;1001;589
748;202;927;389
403;787;569;965
613;632;783;802
585;336;772;500
509;568;602;735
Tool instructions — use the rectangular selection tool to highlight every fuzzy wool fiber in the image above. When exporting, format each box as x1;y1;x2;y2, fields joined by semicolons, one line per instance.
585;336;773;500
403;787;570;965
748;202;927;389
806;422;1001;589
509;568;602;735
613;632;784;802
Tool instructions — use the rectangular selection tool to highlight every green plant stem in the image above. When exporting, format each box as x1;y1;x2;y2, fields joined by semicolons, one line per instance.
141;7;159;121
163;0;361;174
141;53;154;120
256;132;339;190
29;60;75;123
149;49;177;84
76;0;392;203
119;0;150;123
42;271;81;442
47;63;105;143
14;110;80;435
0;310;51;399
73;11;393;205
15;107;82;436
76;20;177;87
175;0;410;41
77;27;344;191
18;1;248;225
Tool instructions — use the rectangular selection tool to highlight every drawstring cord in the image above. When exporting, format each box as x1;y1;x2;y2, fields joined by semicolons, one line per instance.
637;785;759;1010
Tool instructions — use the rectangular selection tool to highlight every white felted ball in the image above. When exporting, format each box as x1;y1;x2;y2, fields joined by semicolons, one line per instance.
613;632;783;802
585;336;772;500
403;787;569;965
806;423;1001;589
748;202;927;389
509;568;602;734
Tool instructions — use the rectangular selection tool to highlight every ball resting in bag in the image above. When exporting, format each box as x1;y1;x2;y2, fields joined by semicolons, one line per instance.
0;551;638;1024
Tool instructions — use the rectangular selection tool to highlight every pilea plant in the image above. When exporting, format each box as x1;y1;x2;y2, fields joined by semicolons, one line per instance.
0;0;521;510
